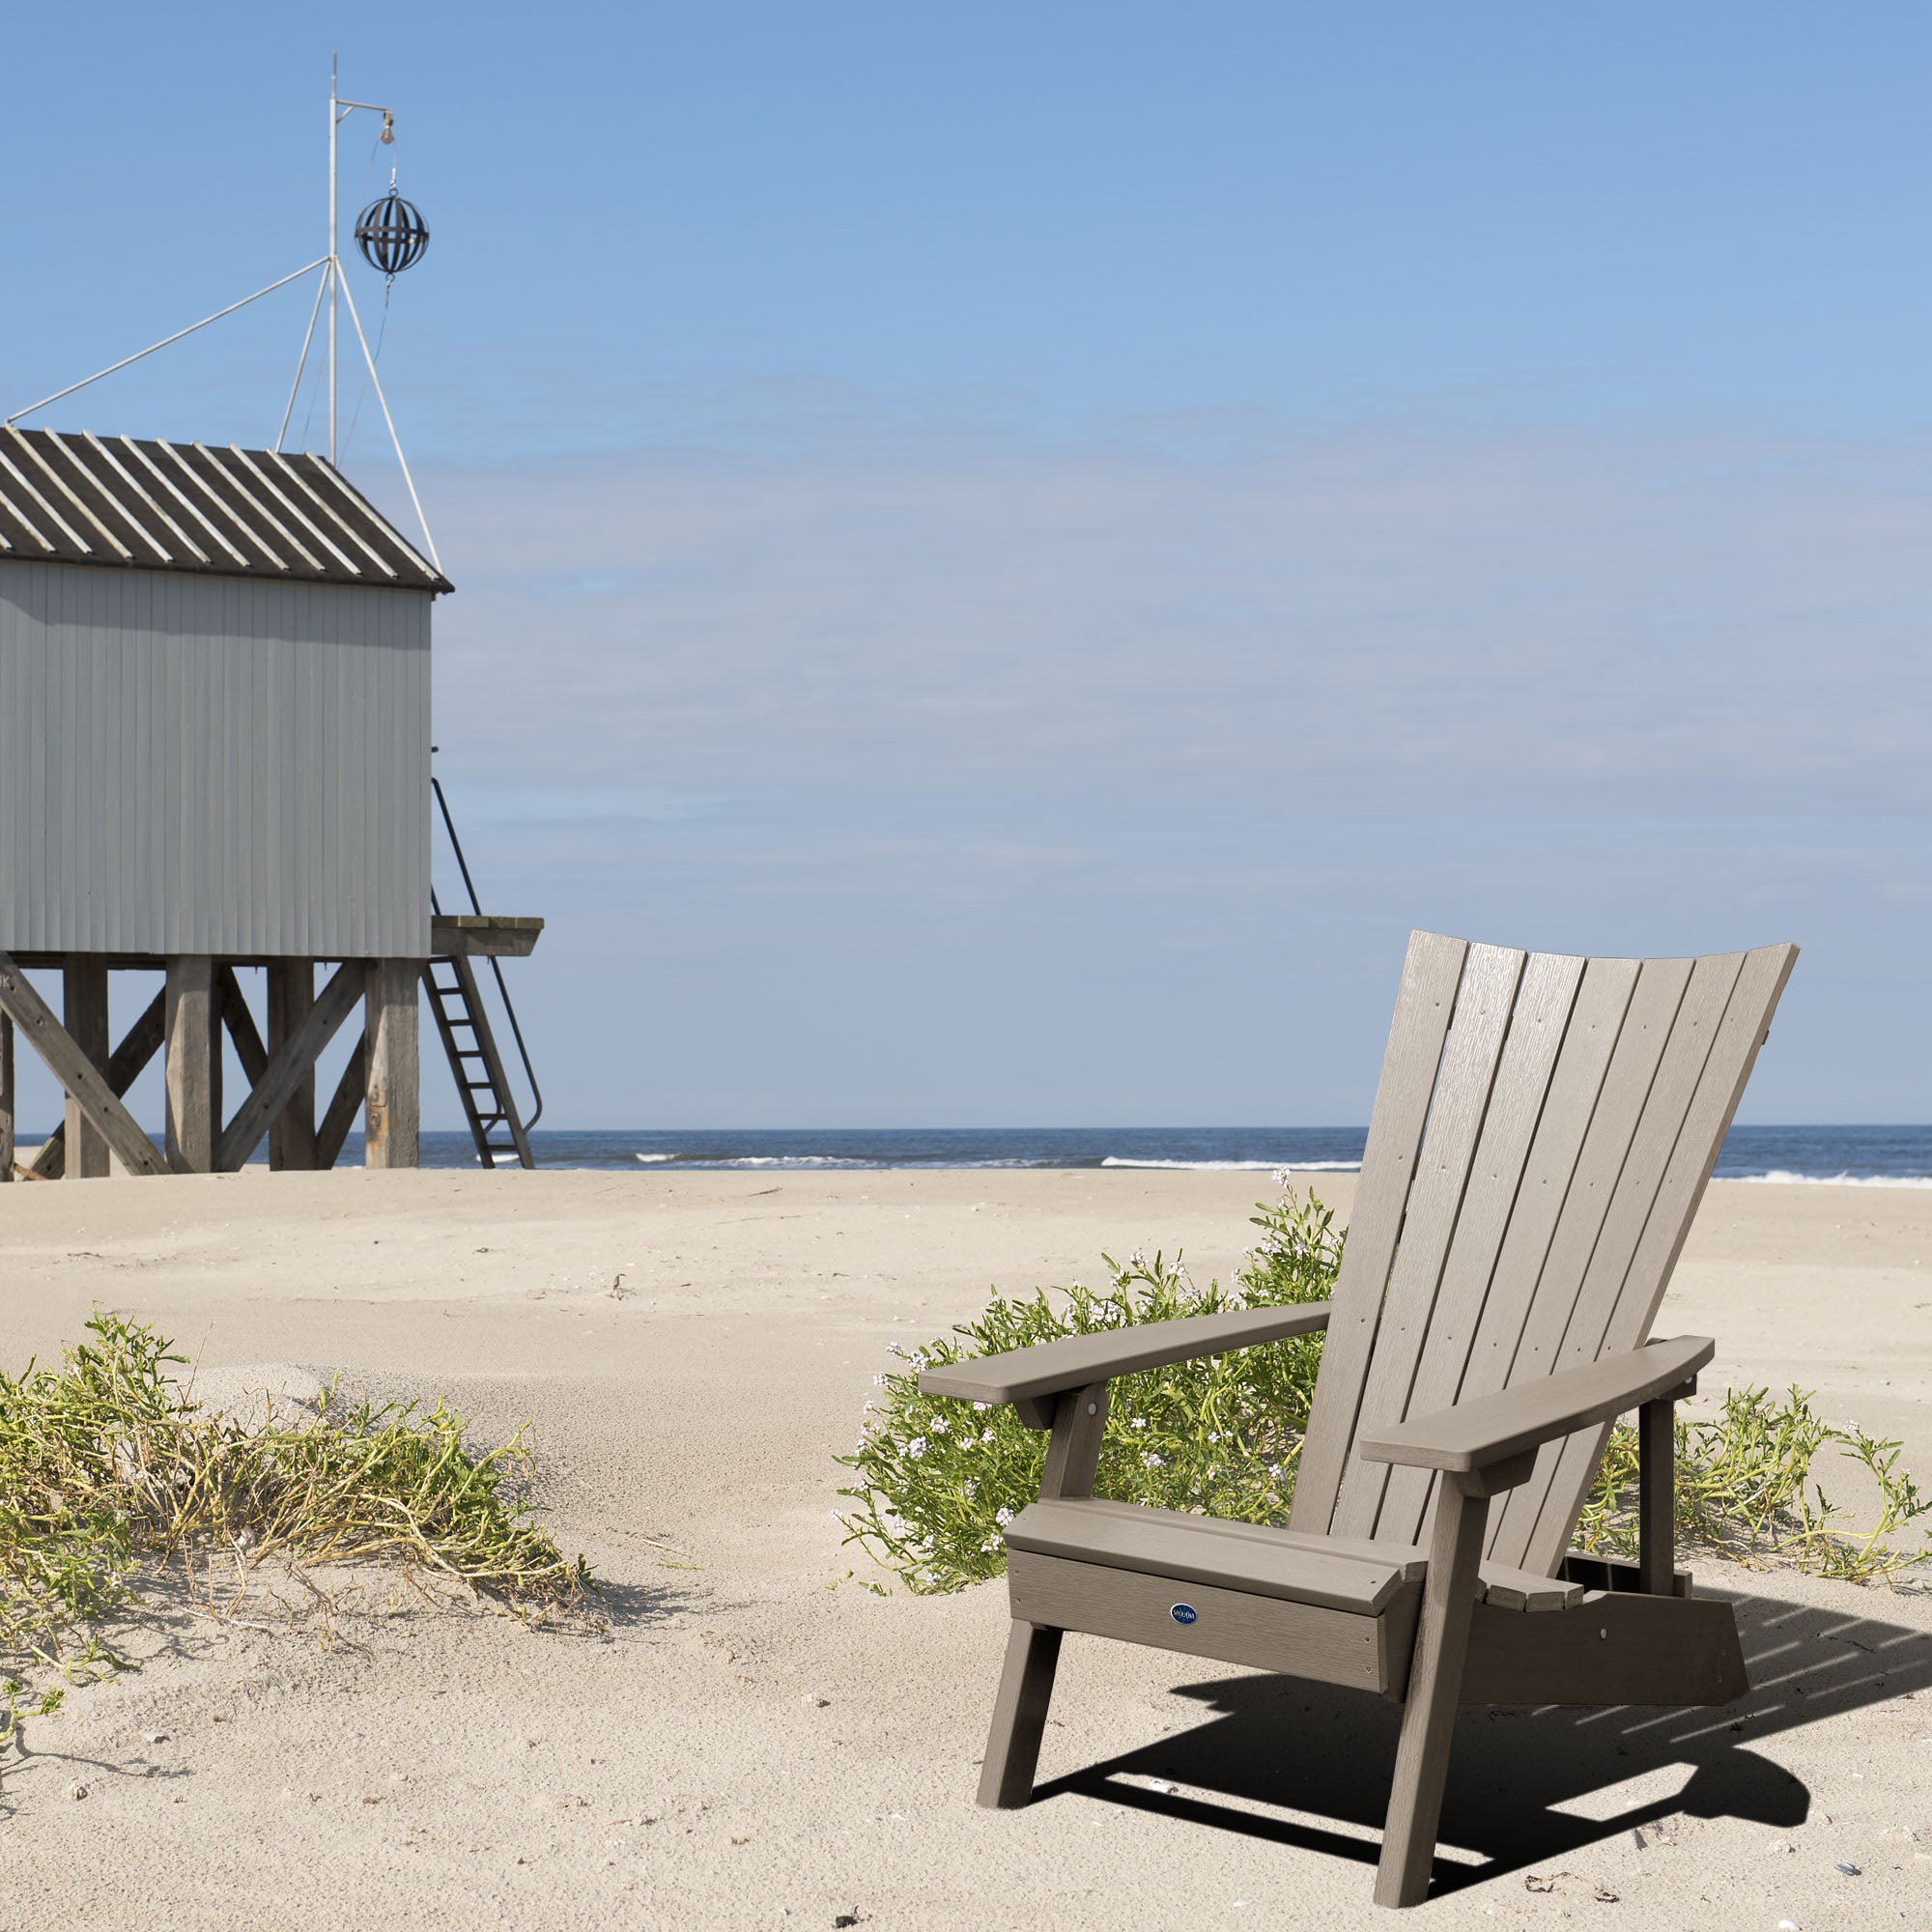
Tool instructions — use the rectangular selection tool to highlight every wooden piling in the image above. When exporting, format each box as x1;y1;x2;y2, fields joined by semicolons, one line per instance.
0;1010;13;1180
164;956;219;1174
267;959;319;1170
364;959;421;1170
63;954;111;1179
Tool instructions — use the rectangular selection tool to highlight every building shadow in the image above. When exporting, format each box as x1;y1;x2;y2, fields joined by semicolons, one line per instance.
1032;1586;1932;1895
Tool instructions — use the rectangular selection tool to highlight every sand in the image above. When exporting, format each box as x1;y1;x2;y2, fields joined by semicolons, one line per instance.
1;1166;1928;1929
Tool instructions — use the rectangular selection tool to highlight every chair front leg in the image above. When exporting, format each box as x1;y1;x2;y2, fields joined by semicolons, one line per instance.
978;1380;1111;1808
979;1620;1063;1807
1375;1471;1493;1909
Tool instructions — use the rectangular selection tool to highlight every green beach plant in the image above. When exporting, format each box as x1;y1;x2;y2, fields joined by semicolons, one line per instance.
838;1183;1932;1592
0;1311;595;1715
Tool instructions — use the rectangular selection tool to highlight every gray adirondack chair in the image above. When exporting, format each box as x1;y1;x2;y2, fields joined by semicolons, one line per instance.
920;932;1796;1907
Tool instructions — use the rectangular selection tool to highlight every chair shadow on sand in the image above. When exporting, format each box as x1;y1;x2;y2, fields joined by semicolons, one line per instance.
1035;1584;1932;1894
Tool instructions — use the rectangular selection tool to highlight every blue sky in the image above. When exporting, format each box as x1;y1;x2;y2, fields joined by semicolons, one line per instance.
3;5;1929;1126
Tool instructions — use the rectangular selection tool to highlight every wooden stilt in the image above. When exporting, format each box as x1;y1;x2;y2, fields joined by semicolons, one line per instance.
1375;1476;1490;1909
0;1011;14;1181
63;954;111;1179
364;959;421;1169
266;959;318;1170
165;956;219;1174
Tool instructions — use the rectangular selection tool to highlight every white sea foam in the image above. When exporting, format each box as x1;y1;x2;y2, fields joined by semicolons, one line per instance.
720;1155;845;1167
1726;1169;1932;1190
1098;1156;1362;1173
633;1152;679;1163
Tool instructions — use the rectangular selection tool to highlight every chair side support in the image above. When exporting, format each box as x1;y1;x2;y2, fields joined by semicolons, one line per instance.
1638;1391;1678;1597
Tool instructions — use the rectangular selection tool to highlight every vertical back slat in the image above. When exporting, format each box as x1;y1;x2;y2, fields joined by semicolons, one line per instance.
1329;943;1526;1539
1467;955;1687;1562
1515;942;1799;1572
1452;956;1641;1406
1288;931;1468;1534
1485;950;1745;1567
1370;949;1585;1547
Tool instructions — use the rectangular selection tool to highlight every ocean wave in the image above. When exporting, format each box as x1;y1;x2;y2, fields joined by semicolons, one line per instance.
1098;1156;1362;1173
633;1152;680;1164
1725;1169;1932;1189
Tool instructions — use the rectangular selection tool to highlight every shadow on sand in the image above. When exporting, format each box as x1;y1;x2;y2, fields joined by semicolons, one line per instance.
1033;1586;1932;1894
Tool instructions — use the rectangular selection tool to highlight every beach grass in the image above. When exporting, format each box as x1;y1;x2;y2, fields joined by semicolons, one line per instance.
1;1312;594;1730
840;1185;1932;1592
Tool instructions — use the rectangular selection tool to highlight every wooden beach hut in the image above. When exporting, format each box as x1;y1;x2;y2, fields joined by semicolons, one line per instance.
0;426;539;1180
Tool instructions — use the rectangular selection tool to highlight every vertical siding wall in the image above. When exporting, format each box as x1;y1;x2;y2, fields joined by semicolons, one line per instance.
0;562;432;957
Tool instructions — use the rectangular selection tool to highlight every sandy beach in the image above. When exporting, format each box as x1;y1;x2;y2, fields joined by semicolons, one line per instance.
2;1167;1928;1929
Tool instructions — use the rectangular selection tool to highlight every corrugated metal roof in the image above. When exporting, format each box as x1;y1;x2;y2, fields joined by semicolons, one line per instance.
0;427;452;593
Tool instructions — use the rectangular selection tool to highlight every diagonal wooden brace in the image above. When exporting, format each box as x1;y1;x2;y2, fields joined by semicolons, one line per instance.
316;1033;367;1171
0;951;167;1177
31;988;167;1179
215;962;364;1173
216;965;270;1085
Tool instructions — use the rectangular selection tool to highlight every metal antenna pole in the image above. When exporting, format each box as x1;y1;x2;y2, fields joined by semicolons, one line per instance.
328;54;339;465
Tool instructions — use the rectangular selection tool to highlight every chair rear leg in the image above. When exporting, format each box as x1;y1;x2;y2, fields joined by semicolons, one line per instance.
1376;1478;1490;1908
979;1620;1063;1808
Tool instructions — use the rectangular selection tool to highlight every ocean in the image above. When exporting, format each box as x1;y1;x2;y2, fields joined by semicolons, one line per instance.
384;1123;1932;1186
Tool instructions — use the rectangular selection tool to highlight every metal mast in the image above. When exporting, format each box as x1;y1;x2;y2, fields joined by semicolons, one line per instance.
328;56;396;466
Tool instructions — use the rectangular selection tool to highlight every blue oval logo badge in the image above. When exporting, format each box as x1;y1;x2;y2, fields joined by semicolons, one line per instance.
1170;1603;1198;1626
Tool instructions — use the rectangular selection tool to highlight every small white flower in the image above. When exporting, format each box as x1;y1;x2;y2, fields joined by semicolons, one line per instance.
1132;1418;1148;1431
963;1480;978;1498
930;1416;950;1435
1143;1453;1166;1469
995;1507;1015;1527
980;1430;997;1446
906;1436;926;1459
972;1401;989;1411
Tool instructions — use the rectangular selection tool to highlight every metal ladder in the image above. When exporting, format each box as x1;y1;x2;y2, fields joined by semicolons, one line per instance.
427;778;543;1169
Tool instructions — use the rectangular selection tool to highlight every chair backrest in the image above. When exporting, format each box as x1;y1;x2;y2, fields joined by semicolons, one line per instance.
1288;931;1796;1576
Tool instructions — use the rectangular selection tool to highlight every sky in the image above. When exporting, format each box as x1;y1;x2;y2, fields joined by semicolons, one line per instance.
2;4;1929;1129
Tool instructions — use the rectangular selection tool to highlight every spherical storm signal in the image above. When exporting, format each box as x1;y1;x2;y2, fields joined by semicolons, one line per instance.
354;191;430;275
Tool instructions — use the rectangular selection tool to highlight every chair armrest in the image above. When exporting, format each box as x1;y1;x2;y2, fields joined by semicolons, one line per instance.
918;1304;1333;1409
1358;1335;1714;1475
